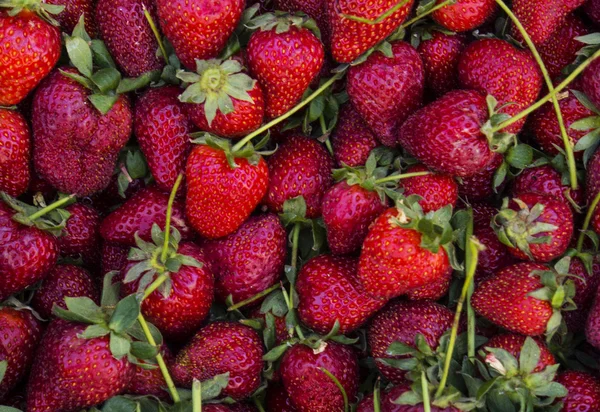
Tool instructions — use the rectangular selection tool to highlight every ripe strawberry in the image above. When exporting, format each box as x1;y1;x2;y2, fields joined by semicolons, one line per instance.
458;154;503;200
273;0;329;49
0;307;43;401
57;203;101;262
563;257;600;332
246;14;324;118
538;14;589;79
406;265;453;301
585;280;600;349
458;38;542;133
493;193;573;262
556;371;600;411
202;213;286;304
400;165;458;213
126;344;174;401
326;0;414;63
172;322;264;399
432;0;496;32
102;241;130;274
250;307;289;345
587;148;600;234
359;383;459;412
586;0;600;24
330;104;378;167
266;383;298;412
296;254;386;334
266;135;333;218
417;31;467;97
0;108;31;197
156;0;244;70
46;0;96;35
31;264;99;319
471;202;514;279
347;41;424;147
580;59;600;108
368;300;454;384
481;333;556;373
134;86;192;192
512;165;584;210
0;2;61;106
280;342;359;412
95;0;164;77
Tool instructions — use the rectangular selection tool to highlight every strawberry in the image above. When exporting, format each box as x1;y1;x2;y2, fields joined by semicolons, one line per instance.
330;104;378;167
326;0;414;63
432;0;496;32
586;0;600;25
178;59;265;139
280;342;359;412
0;108;31;197
493;193;573;262
587;148;600;234
57;203;101;262
585;279;600;349
481;333;556;373
359;384;459;412
246;13;324;118
556;371;600;411
46;0;96;35
296;254;387;334
134;86;193;192
512;165;584;211
400;164;458;213
95;0;164;77
30;264;99;319
266;135;333;218
564;256;600;331
273;0;330;49
458;154;503;201
102;242;130;274
416;31;467;97
172;321;264;399
347;41;424;147
368;300;454;384
580;59;600;108
457;38;543;134
0;1;61;106
156;0;244;70
406;265;453;301
0;306;43;401
266;383;298;412
538;14;589;79
202;213;286;304
471;202;514;279
126;344;174;401
250;307;289;345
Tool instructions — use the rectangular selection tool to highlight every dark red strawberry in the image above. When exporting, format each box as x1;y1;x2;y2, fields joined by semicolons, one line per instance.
512;165;584;210
417;31;467;97
0;307;43;401
563;257;600;331
172;322;264;399
47;0;97;35
580;59;600;108
458;154;503;201
400;164;458;213
246;14;324;118
587;148;600;234
539;14;589;79
482;333;556;373
57;203;101;262
471;202;514;279
406;265;453;301
0;108;31;197
202;213;286;304
586;280;600;349
101;241;130;275
330;104;378;167
266;135;333;218
266;383;298;412
586;0;600;24
556;370;600;411
359;384;460;412
280;342;359;412
126;344;174;401
432;0;496;32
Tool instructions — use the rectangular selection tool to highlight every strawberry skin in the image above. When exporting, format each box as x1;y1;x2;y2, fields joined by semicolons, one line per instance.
512;164;584;210
587;149;600;234
586;0;600;25
400;164;458;213
458;154;503;200
406;266;453;301
134;86;193;192
472;202;514;279
126;345;174;401
347;41;424;147
172;322;264;399
0;109;31;197
0;10;61;106
156;0;244;70
266;383;298;412
563;257;600;332
101;242;130;274
432;0;496;32
417;32;467;97
47;0;97;35
556;371;600;412
538;14;589;79
185;145;269;239
330;104;378;167
585;277;600;349
58;203;101;262
482;333;556;373
581;59;600;108
26;319;134;412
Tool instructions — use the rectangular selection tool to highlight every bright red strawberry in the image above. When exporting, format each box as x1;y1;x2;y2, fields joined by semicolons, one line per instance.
406;265;453;301
57;203;101;262
46;0;96;35
101;241;130;274
0;108;31;197
400;164;458;213
512;165;584;210
347;41;424;147
126;344;174;401
432;0;495;32
266;383;298;412
556;370;600;411
31;264;99;319
266;135;333;218
482;333;556;373
458;154;503;200
472;202;514;279
0;3;61;106
539;14;589;79
368;300;455;384
172;322;264;399
246;14;324;118
296;254;386;334
330;104;378;167
417;31;467;97
202;213;286;304
280;342;359;412
458;38;542;133
0;307;42;401
100;186;192;246
134;86;192;192
326;0;414;63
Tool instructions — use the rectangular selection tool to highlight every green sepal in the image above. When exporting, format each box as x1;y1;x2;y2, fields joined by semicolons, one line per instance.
0;360;7;384
1;192;74;236
200;373;230;401
246;11;321;39
480;95;518;154
0;0;65;26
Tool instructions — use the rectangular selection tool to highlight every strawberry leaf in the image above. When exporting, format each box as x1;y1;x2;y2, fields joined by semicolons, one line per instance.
109;331;131;360
109;295;141;334
200;373;230;401
0;360;6;384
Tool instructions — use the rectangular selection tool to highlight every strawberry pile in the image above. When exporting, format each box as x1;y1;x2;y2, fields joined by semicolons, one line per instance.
5;0;600;411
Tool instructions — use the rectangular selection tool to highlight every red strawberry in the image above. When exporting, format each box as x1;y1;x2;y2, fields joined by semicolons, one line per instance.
100;186;193;246
95;0;164;77
296;254;386;334
266;135;333;218
563;257;600;332
458;154;503;201
556;371;600;411
101;241;130;275
330;104;378;167
359;384;459;412
30;264;99;319
266;383;298;412
368;300;454;384
0;3;61;106
482;333;556;373
251;307;289;344
0;307;43;401
580;59;600;108
326;0;414;63
538;14;589;79
347;41;424;147
585;280;600;349
172;322;264;399
512;165;584;210
46;0;97;35
471;202;514;279
246;14;324;118
416;31;467;97
0;108;31;197
586;0;600;24
273;0;330;49
57;203;101;262
406;265;453;301
587;148;600;234
202;213;286;304
280;342;359;412
400;164;458;213
432;0;495;32
126;344;174;401
458;38;542;134
134;86;192;192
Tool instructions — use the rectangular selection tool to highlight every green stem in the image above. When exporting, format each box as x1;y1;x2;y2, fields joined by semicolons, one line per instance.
495;0;578;190
27;195;75;221
319;114;328;136
143;273;170;300
231;73;345;152
320;368;349;412
577;191;600;252
161;174;184;263
192;379;201;412
421;370;431;412
335;0;410;24
399;0;455;29
227;283;281;312
374;379;381;412
143;5;169;65
281;286;305;340
465;209;476;359
374;171;431;185
253;397;266;412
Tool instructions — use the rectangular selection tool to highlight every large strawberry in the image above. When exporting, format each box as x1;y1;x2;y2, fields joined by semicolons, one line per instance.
57;203;101;262
432;0;496;32
458;154;503;200
246;13;324;118
347;41;424;147
538;14;589;79
472;202;514;279
417;31;467;97
46;0;96;35
330;104;378;167
400;164;458;213
126;344;174;401
481;333;556;373
0;108;30;197
556;371;600;411
273;0;329;49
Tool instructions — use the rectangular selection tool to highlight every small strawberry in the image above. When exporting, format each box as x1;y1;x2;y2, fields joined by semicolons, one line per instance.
400;164;458;213
330;104;378;167
246;13;324;118
46;0;96;35
0;108;31;197
472;202;514;279
432;0;496;32
538;14;589;79
458;154;503;201
125;344;174;401
481;333;556;373
556;371;600;411
57;203;101;262
512;165;584;211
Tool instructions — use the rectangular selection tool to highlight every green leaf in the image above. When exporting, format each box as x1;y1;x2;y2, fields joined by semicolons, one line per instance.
0;407;24;412
90;39;115;69
117;70;161;94
506;144;533;169
78;324;110;340
0;360;6;384
260;290;288;317
263;343;289;362
130;341;159;360
129;319;163;346
200;372;230;401
109;294;141;334
64;296;105;323
519;337;541;375
71;14;91;41
91;67;121;93
573;129;600;151
100;395;139;412
88;93;119;115
386;341;418;356
101;271;120;307
66;36;93;78
109;332;131;360
569;116;600;131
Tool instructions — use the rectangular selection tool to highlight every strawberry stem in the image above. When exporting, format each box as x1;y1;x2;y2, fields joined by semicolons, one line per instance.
27;194;75;221
320;367;349;412
421;370;431;412
192;379;202;412
576;191;600;252
373;171;431;185
494;0;578;190
465;208;476;359
253;397;267;412
143;5;169;65
142;273;170;300
334;0;410;25
373;379;382;412
227;283;281;312
161;174;183;263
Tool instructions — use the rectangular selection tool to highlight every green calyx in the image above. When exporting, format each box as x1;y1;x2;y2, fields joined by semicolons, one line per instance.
480;95;519;154
1;191;74;235
493;197;558;260
0;0;64;26
246;11;321;39
567;90;600;165
190;132;274;169
177;59;256;126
